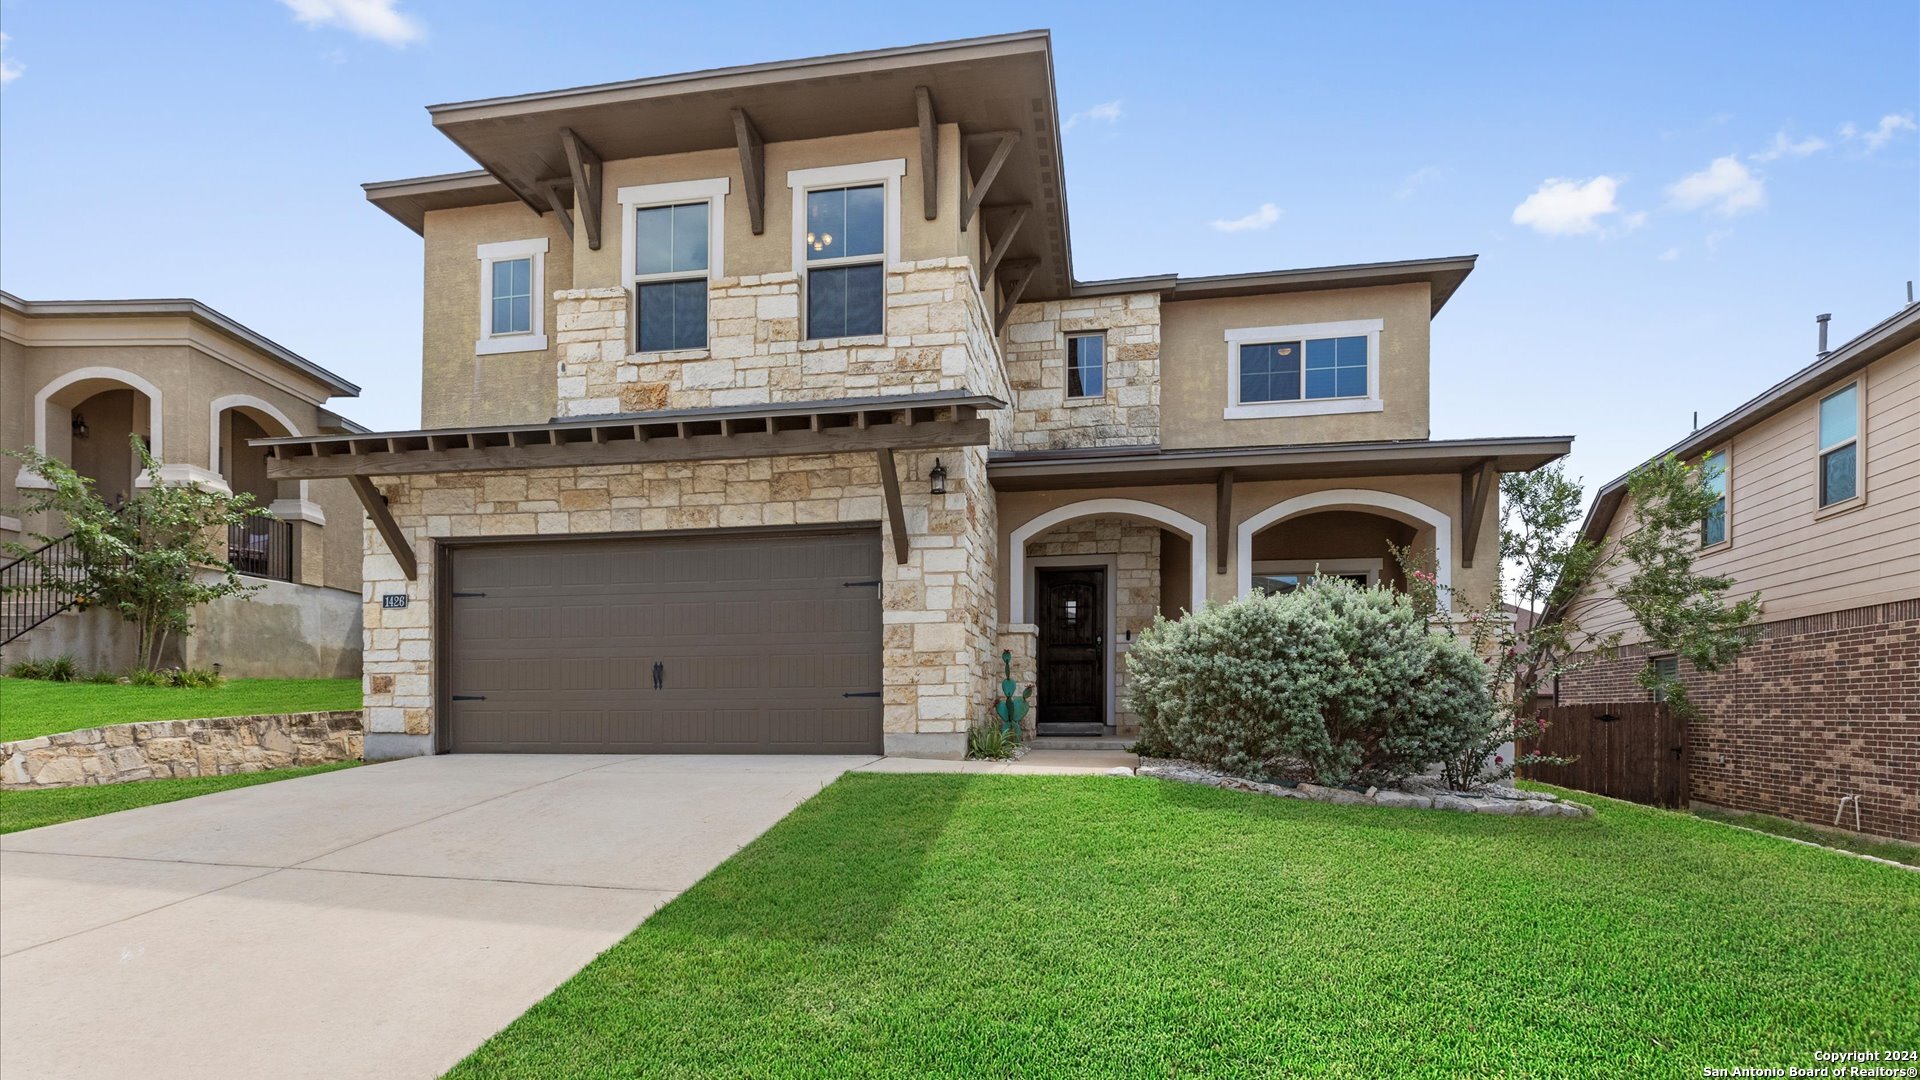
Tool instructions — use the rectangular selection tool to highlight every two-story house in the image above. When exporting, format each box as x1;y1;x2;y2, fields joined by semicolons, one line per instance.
260;31;1571;760
1558;304;1919;842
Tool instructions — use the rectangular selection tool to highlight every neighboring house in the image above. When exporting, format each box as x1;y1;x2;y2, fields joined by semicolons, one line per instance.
1557;303;1919;841
1;292;366;677
261;31;1570;761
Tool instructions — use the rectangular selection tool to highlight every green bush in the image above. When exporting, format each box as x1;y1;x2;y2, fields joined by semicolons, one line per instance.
1127;578;1493;787
127;667;226;689
5;655;79;681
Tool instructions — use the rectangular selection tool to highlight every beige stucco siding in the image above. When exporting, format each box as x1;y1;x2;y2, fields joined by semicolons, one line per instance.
420;202;574;428
1158;283;1432;450
1576;340;1920;643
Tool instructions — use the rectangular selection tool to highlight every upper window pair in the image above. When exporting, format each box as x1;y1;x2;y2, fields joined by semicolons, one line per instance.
1223;319;1383;419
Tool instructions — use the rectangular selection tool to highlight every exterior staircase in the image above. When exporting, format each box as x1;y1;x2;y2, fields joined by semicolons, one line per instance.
0;534;87;649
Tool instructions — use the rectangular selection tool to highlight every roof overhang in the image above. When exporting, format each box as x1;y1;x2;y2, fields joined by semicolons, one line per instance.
1069;255;1478;316
257;392;1002;481
988;435;1572;491
1576;301;1920;545
362;170;517;235
0;291;360;398
417;30;1072;299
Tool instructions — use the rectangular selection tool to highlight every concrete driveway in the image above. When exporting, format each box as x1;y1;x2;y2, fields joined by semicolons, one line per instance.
0;754;869;1080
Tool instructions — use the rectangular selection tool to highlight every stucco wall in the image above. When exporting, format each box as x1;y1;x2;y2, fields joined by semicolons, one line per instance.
1158;283;1432;450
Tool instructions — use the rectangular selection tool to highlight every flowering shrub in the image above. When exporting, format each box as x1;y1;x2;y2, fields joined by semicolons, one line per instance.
1127;578;1493;787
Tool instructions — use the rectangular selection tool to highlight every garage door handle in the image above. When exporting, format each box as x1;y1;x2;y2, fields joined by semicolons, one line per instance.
452;591;487;598
652;662;664;691
843;691;881;698
452;694;487;701
843;579;881;588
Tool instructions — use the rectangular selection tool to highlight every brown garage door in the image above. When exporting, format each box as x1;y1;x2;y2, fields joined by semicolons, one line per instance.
446;528;883;754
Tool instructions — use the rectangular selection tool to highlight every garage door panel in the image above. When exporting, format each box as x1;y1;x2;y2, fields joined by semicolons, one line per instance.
447;529;883;754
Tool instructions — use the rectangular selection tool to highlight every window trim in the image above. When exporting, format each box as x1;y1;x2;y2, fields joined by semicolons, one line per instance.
1698;445;1731;551
1223;319;1384;419
1249;558;1382;592
474;237;549;356
1064;331;1108;401
1815;380;1864;512
1649;654;1679;703
787;159;905;341
616;178;729;356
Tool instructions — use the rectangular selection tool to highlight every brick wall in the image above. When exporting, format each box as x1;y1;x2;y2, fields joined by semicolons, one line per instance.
1558;598;1920;841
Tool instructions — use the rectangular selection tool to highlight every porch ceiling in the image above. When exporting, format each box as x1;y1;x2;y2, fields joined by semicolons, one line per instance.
986;436;1573;491
255;392;1002;481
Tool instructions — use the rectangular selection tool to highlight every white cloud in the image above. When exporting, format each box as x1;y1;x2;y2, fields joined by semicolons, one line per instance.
1704;229;1733;255
1210;202;1282;233
1657;247;1681;262
1750;130;1827;162
1666;156;1765;216
1841;113;1917;152
0;33;23;86
279;0;424;47
1396;165;1447;200
1063;99;1123;132
1623;210;1649;230
1510;176;1621;236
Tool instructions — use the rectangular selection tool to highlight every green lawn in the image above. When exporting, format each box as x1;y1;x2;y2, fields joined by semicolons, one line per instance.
0;762;358;833
449;774;1918;1080
0;677;361;742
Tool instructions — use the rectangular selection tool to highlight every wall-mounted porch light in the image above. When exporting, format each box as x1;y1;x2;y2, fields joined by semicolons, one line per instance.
928;458;948;495
71;413;90;440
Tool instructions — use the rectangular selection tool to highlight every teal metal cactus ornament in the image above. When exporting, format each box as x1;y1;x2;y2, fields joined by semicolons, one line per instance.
995;650;1034;737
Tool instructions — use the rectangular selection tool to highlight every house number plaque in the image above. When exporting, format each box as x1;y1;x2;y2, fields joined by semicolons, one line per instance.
381;594;409;609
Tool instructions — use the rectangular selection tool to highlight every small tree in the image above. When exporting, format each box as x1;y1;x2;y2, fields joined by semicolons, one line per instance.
4;438;264;670
1396;454;1762;785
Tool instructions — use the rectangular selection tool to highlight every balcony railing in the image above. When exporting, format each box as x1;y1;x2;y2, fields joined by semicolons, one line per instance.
229;517;294;582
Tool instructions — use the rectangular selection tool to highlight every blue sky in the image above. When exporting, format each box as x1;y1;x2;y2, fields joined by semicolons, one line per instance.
2;1;1915;495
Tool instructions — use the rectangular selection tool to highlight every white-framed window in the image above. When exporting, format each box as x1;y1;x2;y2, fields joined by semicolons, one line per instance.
618;177;729;355
1223;319;1384;419
474;237;549;356
1649;655;1679;702
787;159;904;341
1817;382;1861;509
1249;558;1382;596
1699;447;1729;548
1066;332;1106;399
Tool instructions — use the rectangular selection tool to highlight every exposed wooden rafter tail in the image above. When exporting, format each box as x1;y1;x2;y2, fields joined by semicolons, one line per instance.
732;108;767;235
558;128;603;250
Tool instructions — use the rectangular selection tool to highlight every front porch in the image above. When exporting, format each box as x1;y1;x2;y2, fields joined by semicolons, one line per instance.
990;436;1570;741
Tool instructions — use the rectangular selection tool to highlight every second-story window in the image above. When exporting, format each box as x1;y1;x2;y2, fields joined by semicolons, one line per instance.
1817;382;1860;508
805;185;885;338
1066;333;1105;398
619;177;730;357
634;202;710;352
1699;449;1728;547
475;237;548;356
788;159;904;341
1222;319;1383;419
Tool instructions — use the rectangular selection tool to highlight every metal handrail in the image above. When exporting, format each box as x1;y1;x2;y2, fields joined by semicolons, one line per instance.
228;516;294;582
0;532;89;647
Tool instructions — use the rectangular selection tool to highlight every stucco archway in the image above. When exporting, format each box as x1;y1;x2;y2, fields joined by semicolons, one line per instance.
32;366;165;459
1008;497;1210;622
209;393;312;507
1236;489;1452;598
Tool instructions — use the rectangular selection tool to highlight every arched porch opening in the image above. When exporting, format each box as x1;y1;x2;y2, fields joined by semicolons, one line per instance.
28;367;163;507
1236;488;1453;599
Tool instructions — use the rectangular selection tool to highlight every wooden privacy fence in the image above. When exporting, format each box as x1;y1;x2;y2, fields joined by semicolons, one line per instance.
1519;702;1687;808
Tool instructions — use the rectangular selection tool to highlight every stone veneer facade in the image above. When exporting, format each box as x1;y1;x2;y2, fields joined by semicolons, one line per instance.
1023;518;1164;734
1003;292;1160;450
1556;599;1920;842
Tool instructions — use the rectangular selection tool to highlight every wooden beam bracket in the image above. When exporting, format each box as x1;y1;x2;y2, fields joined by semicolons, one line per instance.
916;87;938;221
732;108;767;235
537;177;573;241
994;259;1039;333
348;475;417;581
980;204;1031;284
1459;460;1496;568
1215;468;1234;575
960;130;1019;231
559;128;603;250
876;449;911;565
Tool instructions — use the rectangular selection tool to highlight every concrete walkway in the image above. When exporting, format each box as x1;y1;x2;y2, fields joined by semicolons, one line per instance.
0;755;867;1080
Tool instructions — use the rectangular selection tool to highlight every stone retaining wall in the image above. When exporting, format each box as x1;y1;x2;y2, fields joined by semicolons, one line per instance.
0;711;363;789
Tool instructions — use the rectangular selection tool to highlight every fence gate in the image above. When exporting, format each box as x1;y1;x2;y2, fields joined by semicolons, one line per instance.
1519;703;1687;808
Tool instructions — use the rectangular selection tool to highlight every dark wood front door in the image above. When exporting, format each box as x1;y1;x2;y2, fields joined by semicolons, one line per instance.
1035;567;1106;735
